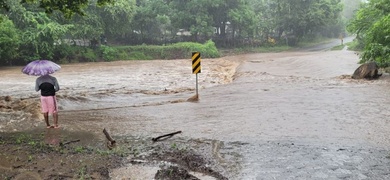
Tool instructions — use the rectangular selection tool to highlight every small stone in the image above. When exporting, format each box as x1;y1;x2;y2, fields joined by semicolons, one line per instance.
4;96;11;102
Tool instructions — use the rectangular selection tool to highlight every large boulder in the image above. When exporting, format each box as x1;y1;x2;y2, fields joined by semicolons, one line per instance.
352;61;382;79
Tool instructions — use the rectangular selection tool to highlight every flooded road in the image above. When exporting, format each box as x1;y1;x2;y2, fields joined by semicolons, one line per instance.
2;39;390;179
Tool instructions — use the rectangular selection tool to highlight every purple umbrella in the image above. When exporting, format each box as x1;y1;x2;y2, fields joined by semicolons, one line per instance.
22;60;61;76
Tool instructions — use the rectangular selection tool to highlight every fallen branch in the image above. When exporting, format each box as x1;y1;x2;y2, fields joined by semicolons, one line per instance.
103;128;116;149
59;139;80;147
49;174;74;178
152;131;182;142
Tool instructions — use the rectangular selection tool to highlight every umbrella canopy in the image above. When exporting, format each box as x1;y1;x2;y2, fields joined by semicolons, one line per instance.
22;60;61;76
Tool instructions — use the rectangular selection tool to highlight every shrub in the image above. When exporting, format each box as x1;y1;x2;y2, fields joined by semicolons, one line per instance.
115;40;220;60
81;48;98;62
0;17;20;65
361;43;390;67
128;51;152;60
100;45;118;61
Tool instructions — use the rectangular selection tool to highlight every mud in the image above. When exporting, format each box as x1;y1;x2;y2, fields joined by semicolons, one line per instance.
0;129;121;179
0;129;234;179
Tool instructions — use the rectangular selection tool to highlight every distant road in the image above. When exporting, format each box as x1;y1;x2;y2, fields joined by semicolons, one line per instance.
298;36;356;52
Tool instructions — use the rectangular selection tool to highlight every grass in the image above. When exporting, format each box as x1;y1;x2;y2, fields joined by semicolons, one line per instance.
220;37;340;56
331;44;346;50
78;166;89;180
220;45;292;57
297;37;335;48
345;40;362;51
74;146;85;153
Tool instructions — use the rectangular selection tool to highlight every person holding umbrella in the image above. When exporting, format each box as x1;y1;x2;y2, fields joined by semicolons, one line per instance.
36;74;60;128
22;60;61;128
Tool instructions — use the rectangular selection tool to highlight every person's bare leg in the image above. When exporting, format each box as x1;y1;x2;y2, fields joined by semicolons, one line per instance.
53;112;59;128
44;112;51;128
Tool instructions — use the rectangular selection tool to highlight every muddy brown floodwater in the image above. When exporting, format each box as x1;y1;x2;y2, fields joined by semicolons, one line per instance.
2;39;390;179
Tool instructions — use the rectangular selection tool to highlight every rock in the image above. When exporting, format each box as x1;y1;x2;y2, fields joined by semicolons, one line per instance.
155;166;199;180
4;96;11;102
352;61;382;79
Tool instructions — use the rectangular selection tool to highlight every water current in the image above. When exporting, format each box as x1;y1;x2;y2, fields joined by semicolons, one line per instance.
2;39;390;179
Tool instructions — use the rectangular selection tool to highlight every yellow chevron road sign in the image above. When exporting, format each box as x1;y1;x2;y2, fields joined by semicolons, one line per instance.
192;52;201;74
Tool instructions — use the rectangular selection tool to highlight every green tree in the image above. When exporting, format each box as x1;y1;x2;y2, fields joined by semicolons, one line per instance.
347;0;390;66
228;0;258;39
68;12;103;47
0;15;20;65
267;0;343;42
347;2;381;42
341;0;362;20
1;0;114;18
169;0;218;42
5;1;72;61
130;0;170;44
53;0;135;46
99;0;136;38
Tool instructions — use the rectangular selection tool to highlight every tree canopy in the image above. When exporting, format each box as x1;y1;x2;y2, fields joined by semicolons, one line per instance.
0;0;348;65
347;0;390;66
1;0;114;18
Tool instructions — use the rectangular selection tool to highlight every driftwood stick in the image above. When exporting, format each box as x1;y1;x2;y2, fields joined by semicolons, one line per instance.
152;131;182;142
60;139;80;147
103;128;116;146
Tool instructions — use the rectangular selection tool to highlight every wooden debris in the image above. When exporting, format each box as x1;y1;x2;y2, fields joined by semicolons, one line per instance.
59;139;80;147
103;128;116;149
152;131;182;142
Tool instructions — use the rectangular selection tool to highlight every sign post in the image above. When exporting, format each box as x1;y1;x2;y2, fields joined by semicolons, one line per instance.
192;52;201;97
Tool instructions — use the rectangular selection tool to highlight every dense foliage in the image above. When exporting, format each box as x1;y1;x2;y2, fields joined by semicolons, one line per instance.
0;0;348;66
1;0;114;18
347;0;390;67
103;40;220;61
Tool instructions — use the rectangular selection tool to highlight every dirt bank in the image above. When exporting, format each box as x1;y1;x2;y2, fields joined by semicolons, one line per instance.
0;130;233;179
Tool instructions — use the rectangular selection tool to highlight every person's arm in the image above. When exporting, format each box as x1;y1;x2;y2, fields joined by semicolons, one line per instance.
53;77;60;92
35;79;40;92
